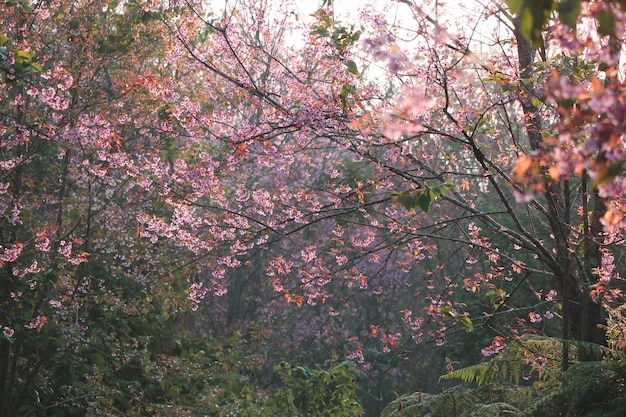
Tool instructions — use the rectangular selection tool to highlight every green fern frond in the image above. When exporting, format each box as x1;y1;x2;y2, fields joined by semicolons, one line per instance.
379;391;429;417
522;336;565;352
438;350;526;386
458;402;524;417
525;337;612;360
528;360;626;417
439;360;510;385
440;335;612;387
583;401;626;417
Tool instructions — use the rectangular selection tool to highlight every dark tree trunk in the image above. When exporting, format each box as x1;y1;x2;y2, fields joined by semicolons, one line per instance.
513;17;606;366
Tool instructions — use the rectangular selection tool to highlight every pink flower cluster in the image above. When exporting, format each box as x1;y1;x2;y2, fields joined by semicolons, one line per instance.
482;335;507;357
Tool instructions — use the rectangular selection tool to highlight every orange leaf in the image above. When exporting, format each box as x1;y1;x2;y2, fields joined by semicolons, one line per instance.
515;155;533;178
548;166;560;181
590;76;604;91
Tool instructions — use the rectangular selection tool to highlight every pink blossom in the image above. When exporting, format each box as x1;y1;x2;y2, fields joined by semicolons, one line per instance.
0;242;24;265
336;255;348;266
187;282;207;311
252;189;274;216
57;74;74;91
40;87;56;104
545;290;557;301
3;327;14;338
300;246;317;263
36;6;50;19
351;230;376;247
212;268;225;279
482;336;507;357
332;224;345;237
11;94;24;106
25;315;47;332
595;251;618;283
346;346;365;364
35;235;51;252
529;311;542;323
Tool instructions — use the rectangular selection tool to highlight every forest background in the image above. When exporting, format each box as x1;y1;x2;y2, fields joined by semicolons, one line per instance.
2;0;626;415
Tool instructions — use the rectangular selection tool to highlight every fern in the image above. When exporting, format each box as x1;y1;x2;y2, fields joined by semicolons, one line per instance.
438;355;524;386
602;303;626;360
524;337;612;361
379;386;480;417
459;402;524;417
439;335;561;386
528;360;626;417
379;391;428;417
382;329;626;417
583;402;626;417
439;335;613;387
559;361;626;416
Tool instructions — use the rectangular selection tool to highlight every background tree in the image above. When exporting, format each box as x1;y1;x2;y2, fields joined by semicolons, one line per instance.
0;0;230;414
160;0;626;409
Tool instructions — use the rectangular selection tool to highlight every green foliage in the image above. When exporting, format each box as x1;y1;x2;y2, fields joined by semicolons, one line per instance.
379;391;426;417
439;335;613;388
346;60;360;75
382;329;626;417
440;306;473;332
597;9;617;36
270;361;364;417
0;39;43;84
439;356;525;386
530;361;626;417
380;384;531;417
505;0;555;45
310;8;363;55
463;402;524;416
556;0;581;29
505;0;622;43
391;184;452;213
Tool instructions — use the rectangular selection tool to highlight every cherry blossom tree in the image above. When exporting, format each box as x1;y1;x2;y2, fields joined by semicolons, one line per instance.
0;1;227;414
159;0;626;375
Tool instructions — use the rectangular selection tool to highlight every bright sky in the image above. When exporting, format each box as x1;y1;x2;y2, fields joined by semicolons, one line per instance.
207;0;503;63
290;0;502;53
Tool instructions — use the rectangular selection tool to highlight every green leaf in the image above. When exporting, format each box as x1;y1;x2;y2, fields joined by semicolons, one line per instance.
506;0;555;46
459;316;474;331
505;0;525;14
0;34;9;46
339;83;357;99
392;184;451;213
346;60;359;75
531;97;544;107
311;27;330;37
597;9;616;37
29;62;42;72
14;49;34;62
557;0;581;29
417;193;431;213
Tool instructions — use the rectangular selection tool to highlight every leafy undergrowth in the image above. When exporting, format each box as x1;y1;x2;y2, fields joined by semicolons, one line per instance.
381;333;626;417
